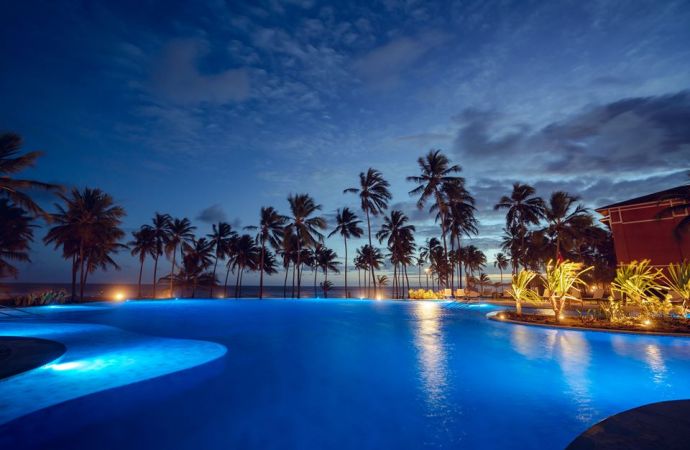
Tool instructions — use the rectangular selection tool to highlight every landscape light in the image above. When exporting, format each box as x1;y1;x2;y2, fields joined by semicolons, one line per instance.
113;292;125;301
643;319;652;327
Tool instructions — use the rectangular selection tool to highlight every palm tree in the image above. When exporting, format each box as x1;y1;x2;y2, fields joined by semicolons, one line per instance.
493;252;509;287
229;234;259;298
345;168;391;297
207;222;236;297
44;188;126;301
407;150;465;288
279;226;298;298
0;132;62;218
166;217;195;297
477;273;491;296
494;183;545;270
287;194;326;298
253;207;287;299
129;225;156;298
328;207;363;298
542;191;592;260
377;210;415;298
359;245;385;295
317;247;340;298
0;199;34;279
181;237;215;297
149;213;171;298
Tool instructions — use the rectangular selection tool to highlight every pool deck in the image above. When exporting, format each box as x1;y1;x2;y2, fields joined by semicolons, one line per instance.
0;336;66;380
567;400;690;450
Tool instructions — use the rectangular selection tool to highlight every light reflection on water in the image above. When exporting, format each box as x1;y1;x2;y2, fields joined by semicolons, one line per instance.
611;335;669;386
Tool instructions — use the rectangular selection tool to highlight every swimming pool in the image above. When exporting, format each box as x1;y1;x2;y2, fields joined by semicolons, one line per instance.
1;299;689;449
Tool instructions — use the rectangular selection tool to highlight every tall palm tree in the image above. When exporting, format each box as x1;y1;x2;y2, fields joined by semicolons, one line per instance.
166;217;195;297
359;244;384;295
317;247;340;298
407;150;465;288
181;237;215;297
0;132;62;218
253;207;287;299
344;168;391;297
0;199;34;279
542;191;592;260
377;210;415;298
287;194;326;298
328;207;363;298
493;252;509;286
494;183;545;270
129;225;156;298
229;234;259;298
44;188;126;301
279;226;298;298
149;213;171;298
207;222;236;297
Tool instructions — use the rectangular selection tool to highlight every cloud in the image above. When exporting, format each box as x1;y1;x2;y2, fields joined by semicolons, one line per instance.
152;39;250;105
453;90;690;178
196;204;228;224
352;32;449;89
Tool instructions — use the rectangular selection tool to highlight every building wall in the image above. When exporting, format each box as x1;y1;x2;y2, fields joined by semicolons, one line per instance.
603;199;689;267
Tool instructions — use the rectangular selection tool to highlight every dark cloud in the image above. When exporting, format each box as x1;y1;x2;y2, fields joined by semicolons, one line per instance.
196;204;228;224
454;91;690;177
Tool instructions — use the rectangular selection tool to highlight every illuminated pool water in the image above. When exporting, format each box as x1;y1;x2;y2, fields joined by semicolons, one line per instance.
1;299;689;449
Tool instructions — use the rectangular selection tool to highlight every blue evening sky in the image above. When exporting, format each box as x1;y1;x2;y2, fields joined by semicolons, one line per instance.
2;0;689;284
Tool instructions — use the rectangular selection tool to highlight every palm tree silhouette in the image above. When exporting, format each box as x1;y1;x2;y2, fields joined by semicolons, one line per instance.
207;222;237;297
542;191;592;260
45;187;125;301
328;207;363;298
149;213;171;298
229;234;259;298
377;210;415;298
0;199;34;279
345;168;391;297
0;132;62;219
493;252;509;288
279;226;298;298
166;217;195;297
287;194;326;298
495;183;545;270
317;247;340;298
407;150;465;288
181;237;214;297
252;207;287;299
129;225;156;298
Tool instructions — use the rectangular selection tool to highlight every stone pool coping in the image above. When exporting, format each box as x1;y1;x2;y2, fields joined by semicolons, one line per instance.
566;400;690;450
486;311;690;337
0;337;66;380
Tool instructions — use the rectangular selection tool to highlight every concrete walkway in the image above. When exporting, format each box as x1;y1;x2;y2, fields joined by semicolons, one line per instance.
0;337;65;380
567;400;690;450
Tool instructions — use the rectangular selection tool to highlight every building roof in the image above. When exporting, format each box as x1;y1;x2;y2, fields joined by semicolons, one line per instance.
596;185;690;211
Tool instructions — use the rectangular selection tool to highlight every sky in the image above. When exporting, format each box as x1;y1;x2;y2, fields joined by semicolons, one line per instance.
2;0;689;285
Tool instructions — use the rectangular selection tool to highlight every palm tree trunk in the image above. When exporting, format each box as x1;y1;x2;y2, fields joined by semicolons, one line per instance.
70;254;78;302
343;236;348;298
137;257;144;298
152;254;159;298
296;237;302;298
404;264;410;299
239;268;244;297
313;266;318;297
169;244;178;298
283;261;289;298
210;255;219;297
223;266;231;298
235;265;241;298
324;269;328;298
259;238;265;299
365;209;376;298
291;259;296;298
78;245;86;302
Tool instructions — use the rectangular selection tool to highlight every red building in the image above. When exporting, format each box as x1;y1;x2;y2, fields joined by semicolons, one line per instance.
596;186;690;268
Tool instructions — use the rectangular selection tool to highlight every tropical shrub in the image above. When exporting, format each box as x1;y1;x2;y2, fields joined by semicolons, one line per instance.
408;289;444;300
662;261;690;314
14;289;68;306
543;259;591;322
507;270;541;316
610;260;673;322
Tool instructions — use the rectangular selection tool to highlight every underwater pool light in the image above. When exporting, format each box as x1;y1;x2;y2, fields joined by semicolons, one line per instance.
46;361;85;371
